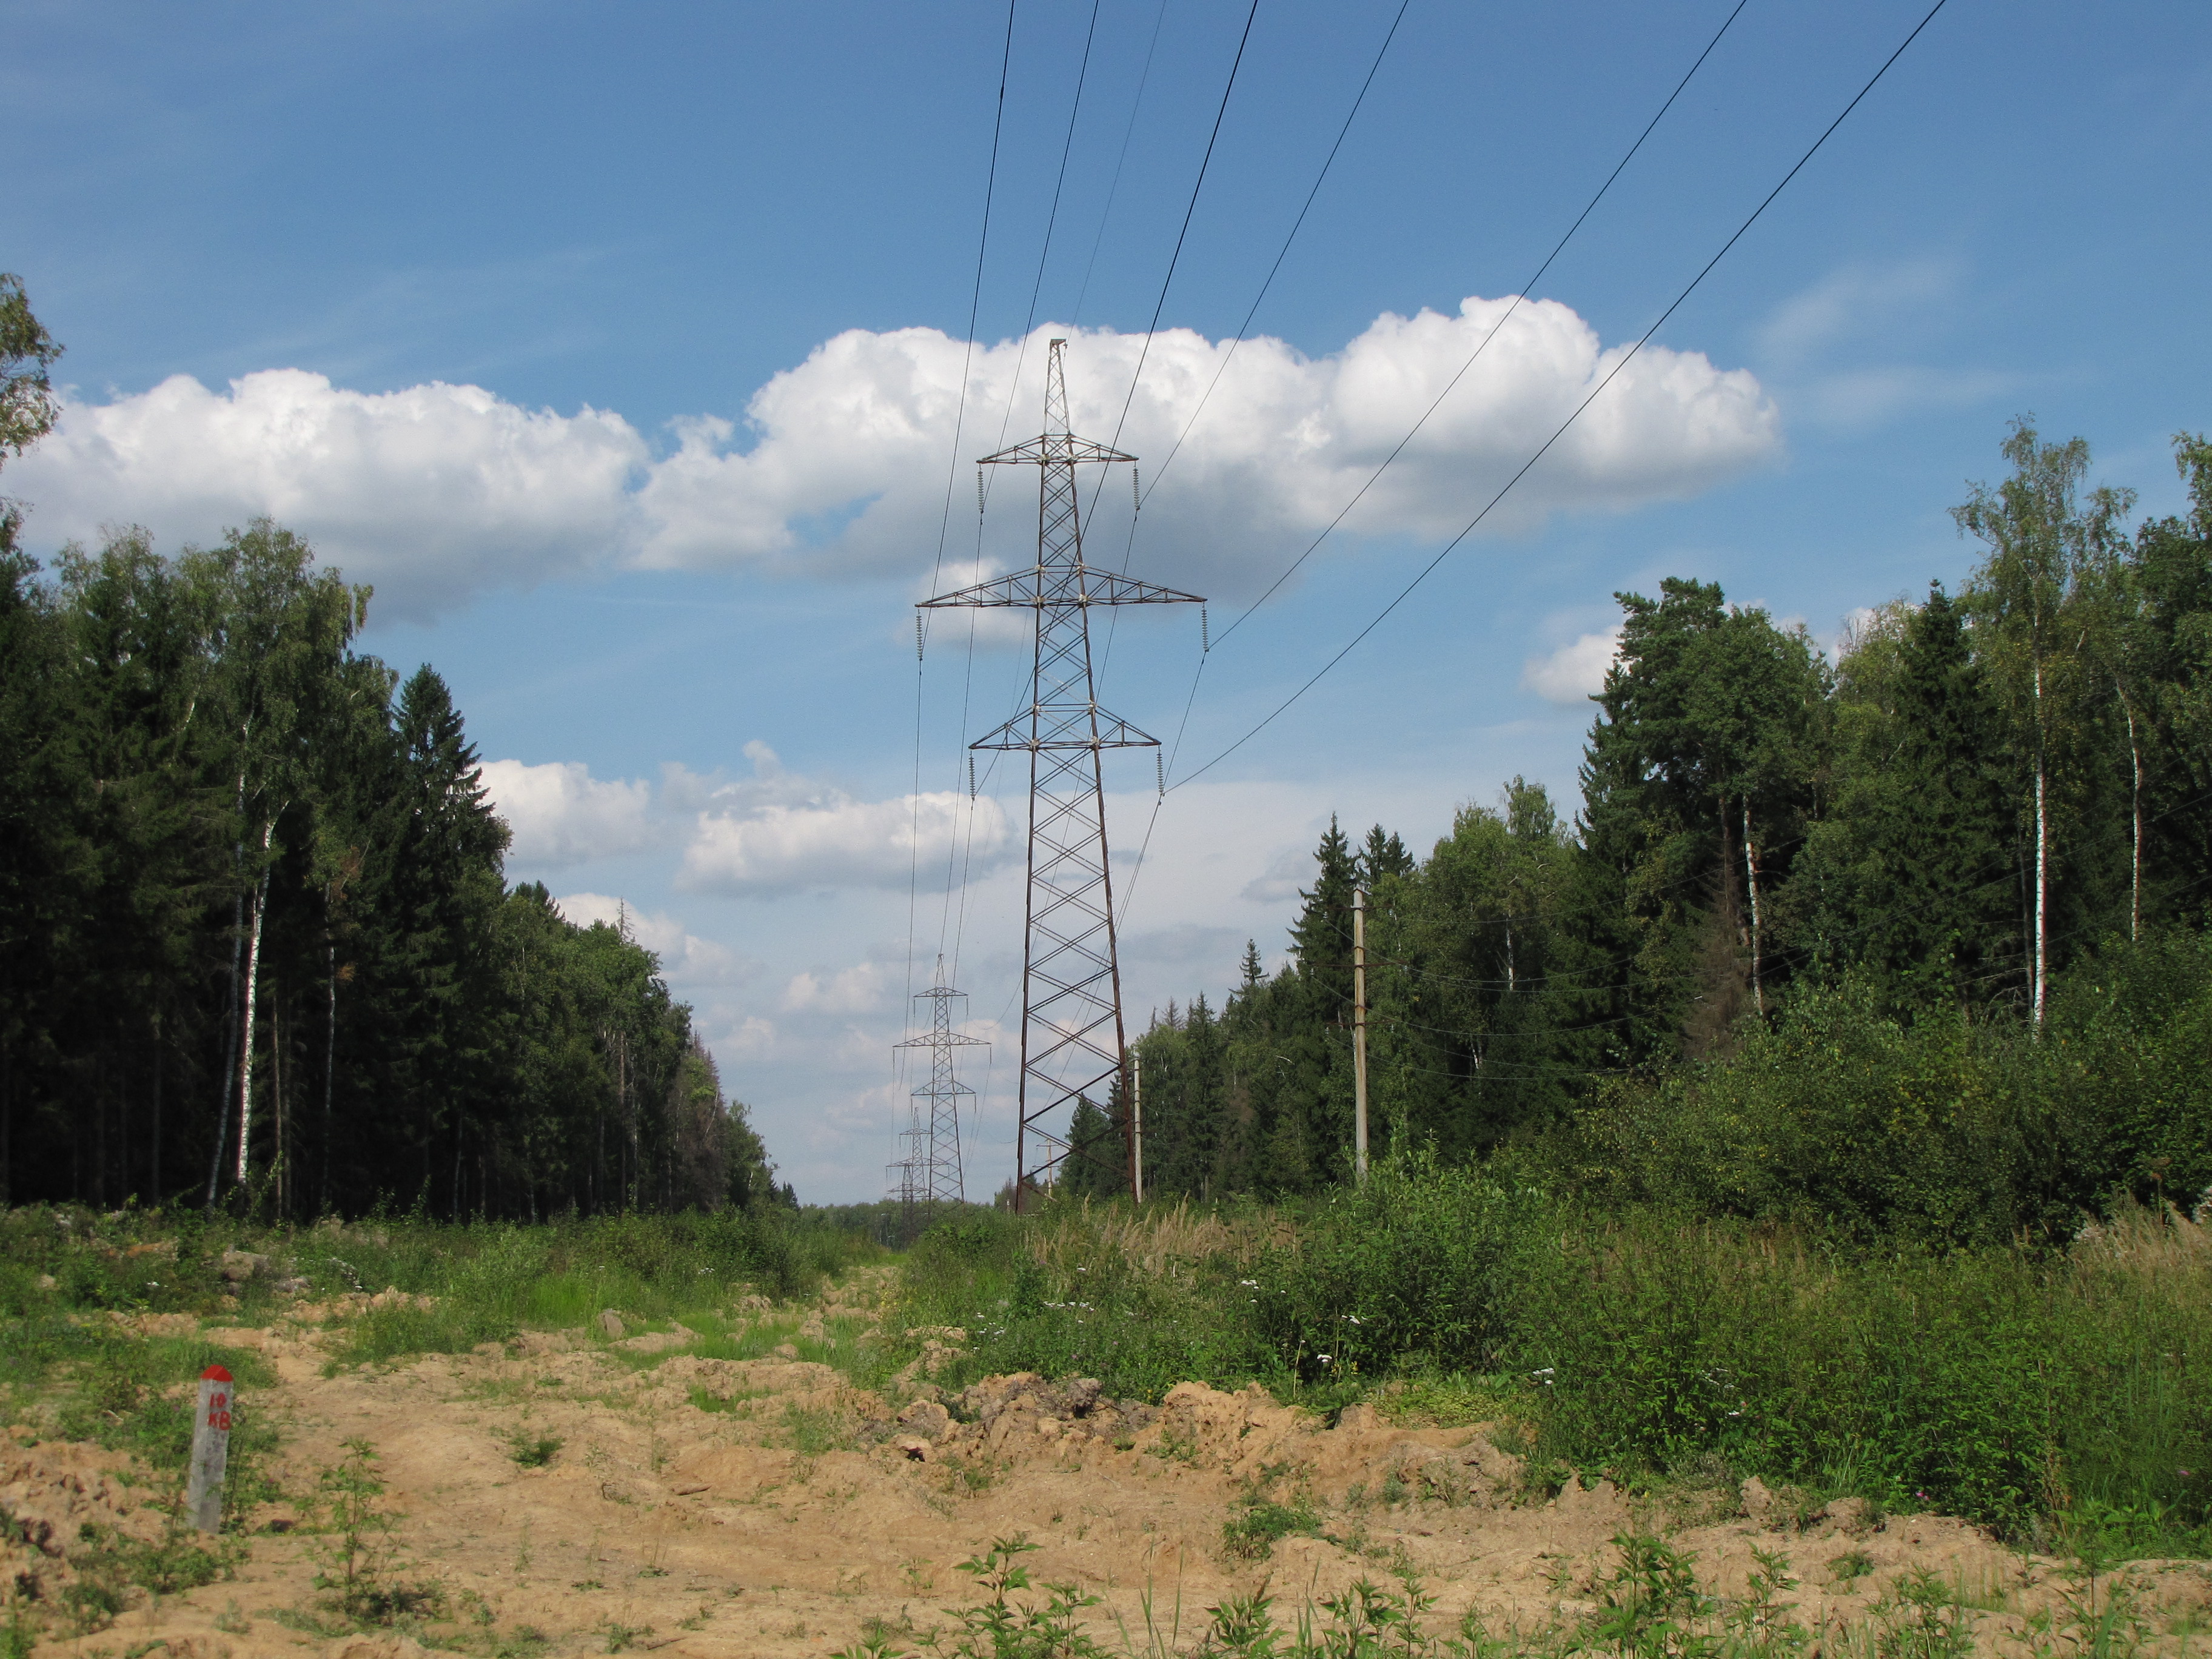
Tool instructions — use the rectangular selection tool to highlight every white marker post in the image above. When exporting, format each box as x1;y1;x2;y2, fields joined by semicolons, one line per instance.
186;1364;233;1533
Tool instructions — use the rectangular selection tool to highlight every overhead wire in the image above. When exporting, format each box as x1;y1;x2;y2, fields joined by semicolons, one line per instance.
900;0;1018;1152
1111;0;1748;928
1204;0;1754;657
1133;0;1412;512
931;0;1130;1180
1169;0;1954;793
954;0;1265;973
1093;0;1409;786
1071;0;1173;331
942;0;1107;990
977;0;1108;510
1098;0;1263;464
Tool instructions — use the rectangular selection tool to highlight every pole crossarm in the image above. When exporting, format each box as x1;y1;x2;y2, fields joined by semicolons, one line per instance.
920;567;1204;611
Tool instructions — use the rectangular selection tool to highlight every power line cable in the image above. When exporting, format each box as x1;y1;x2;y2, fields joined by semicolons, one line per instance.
1207;0;1752;654
980;0;1108;495
1099;0;1262;460
927;0;1021;603
1072;0;1173;330
1171;0;1952;792
945;0;1107;993
906;0;1019;1101
1134;0;1412;509
1111;0;1746;931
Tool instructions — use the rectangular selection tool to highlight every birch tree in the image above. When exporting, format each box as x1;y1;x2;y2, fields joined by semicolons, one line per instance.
190;522;364;1195
1957;420;2133;1028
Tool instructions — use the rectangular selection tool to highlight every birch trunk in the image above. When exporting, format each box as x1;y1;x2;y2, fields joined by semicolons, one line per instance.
207;766;249;1205
233;827;273;1184
2033;651;2048;1030
1743;796;1764;1017
324;941;336;1216
2122;695;2143;942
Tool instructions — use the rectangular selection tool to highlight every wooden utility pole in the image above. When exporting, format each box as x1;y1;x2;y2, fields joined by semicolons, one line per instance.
1352;887;1369;1186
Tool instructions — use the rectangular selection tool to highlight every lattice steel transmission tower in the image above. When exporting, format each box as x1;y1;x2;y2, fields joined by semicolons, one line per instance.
891;965;986;1212
920;339;1202;1209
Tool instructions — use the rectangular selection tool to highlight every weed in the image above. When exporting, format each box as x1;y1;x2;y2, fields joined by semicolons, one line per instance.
504;1426;563;1467
60;1517;243;1631
686;1383;766;1414
1221;1495;1321;1561
1870;1567;1978;1659
599;1620;653;1653
303;1438;445;1628
927;1537;1110;1658
783;1401;848;1456
1829;1549;1877;1585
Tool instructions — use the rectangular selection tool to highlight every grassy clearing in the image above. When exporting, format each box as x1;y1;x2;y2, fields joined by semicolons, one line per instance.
0;1201;877;1337
326;1210;881;1365
882;1166;2212;1559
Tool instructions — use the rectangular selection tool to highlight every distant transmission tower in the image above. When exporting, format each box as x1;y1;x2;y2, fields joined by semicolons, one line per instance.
891;964;987;1217
920;339;1202;1209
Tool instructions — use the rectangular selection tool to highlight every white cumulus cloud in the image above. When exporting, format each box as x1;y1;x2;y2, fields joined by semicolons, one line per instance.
681;787;1008;897
12;370;643;619
483;758;656;868
1522;626;1623;706
780;962;893;1016
11;297;1776;618
641;304;1778;592
671;741;1011;897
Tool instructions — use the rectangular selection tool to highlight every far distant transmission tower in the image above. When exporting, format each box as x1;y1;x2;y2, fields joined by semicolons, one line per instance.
920;340;1202;1209
891;964;987;1213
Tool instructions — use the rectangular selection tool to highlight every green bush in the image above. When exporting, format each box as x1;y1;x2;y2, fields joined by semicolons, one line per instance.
1250;1155;1547;1382
1550;936;2212;1248
897;1204;1272;1401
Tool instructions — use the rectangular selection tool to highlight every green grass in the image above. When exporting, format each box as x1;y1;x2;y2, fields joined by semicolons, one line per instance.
320;1210;878;1366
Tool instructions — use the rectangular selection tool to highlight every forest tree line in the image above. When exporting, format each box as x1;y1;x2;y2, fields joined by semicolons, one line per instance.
0;275;782;1218
1067;421;2212;1243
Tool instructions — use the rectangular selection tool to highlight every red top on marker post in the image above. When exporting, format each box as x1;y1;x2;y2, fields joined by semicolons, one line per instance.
201;1366;232;1382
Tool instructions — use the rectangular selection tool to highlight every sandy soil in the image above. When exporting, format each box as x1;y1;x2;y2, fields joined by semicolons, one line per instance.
4;1271;2207;1658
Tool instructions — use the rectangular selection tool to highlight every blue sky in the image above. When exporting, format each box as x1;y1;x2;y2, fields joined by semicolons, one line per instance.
10;0;2210;1201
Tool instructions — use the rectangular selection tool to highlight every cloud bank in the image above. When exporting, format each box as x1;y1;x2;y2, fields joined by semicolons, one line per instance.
483;758;656;867
13;298;1778;618
482;743;1012;899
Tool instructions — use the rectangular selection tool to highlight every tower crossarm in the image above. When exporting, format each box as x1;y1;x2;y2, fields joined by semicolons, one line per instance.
920;567;1203;611
978;432;1135;467
970;706;1159;752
